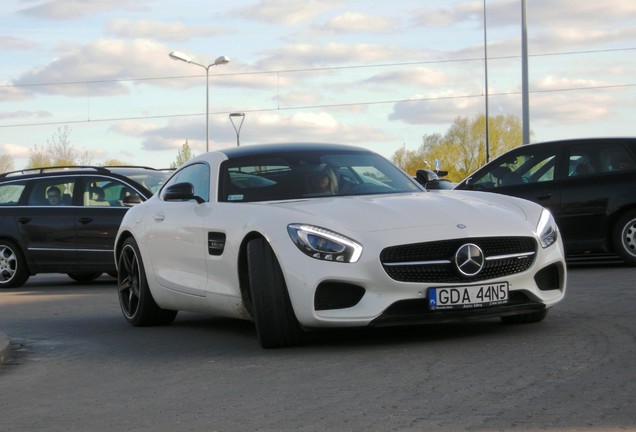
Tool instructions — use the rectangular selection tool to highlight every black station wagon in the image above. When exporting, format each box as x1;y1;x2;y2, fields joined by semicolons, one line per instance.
455;138;636;265
0;166;170;288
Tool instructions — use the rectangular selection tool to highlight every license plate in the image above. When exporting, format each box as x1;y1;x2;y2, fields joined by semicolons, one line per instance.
428;282;509;310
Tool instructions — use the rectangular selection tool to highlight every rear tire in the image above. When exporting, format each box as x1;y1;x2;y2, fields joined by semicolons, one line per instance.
117;237;177;326
612;210;636;266
0;240;29;288
501;309;548;324
246;238;302;348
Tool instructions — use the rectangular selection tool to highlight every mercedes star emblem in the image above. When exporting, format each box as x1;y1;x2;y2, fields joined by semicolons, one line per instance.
455;243;485;276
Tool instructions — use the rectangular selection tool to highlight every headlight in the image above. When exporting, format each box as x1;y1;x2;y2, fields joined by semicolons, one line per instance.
287;224;363;263
536;209;558;248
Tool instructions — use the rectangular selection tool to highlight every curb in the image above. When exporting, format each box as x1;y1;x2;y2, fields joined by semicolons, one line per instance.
0;331;10;365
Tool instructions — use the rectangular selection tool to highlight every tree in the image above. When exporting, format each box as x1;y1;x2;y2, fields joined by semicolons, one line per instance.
102;159;130;166
27;126;79;168
48;125;76;166
27;145;52;169
170;141;195;169
392;114;525;182
0;154;14;173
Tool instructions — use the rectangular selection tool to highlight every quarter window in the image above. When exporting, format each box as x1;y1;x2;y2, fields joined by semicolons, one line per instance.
0;182;26;206
567;142;636;177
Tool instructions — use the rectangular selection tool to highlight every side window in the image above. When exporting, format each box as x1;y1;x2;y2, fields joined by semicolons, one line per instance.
27;178;75;206
601;145;636;173
82;176;138;207
163;163;210;202
567;144;601;177
472;149;556;190
0;182;27;206
568;142;636;176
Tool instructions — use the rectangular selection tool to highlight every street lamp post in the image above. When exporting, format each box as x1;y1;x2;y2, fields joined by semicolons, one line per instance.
229;113;245;147
169;51;230;152
521;0;530;145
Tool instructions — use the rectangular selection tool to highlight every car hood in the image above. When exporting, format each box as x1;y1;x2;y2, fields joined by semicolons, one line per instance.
268;191;538;238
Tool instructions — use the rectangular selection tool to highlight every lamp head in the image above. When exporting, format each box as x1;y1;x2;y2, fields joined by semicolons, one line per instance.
214;56;230;65
169;51;192;63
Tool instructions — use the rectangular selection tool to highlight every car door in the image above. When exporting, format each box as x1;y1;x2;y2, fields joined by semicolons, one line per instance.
146;163;210;297
17;176;78;270
557;140;636;253
74;176;131;269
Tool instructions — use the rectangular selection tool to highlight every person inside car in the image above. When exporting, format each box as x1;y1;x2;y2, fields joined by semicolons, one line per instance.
307;166;339;194
46;186;62;205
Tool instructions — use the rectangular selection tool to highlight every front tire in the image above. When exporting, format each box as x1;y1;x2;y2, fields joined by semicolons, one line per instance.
0;240;29;288
613;210;636;266
117;237;177;326
247;238;302;348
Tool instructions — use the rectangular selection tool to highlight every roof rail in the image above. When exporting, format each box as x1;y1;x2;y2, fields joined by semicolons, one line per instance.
0;165;111;178
103;165;162;171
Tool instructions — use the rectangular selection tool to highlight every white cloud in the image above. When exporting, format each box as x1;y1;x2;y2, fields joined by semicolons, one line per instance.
364;67;449;87
535;75;614;92
12;39;194;96
19;0;151;21
0;84;34;102
322;12;397;33
2;143;33;158
531;93;615;124
389;93;484;125
0;36;38;50
0;110;52;121
106;19;228;41
256;42;411;69
232;0;344;26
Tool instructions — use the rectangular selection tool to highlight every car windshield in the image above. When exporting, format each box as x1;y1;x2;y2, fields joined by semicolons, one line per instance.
219;150;421;202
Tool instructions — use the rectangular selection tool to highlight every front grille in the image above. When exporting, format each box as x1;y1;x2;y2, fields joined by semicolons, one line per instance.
381;237;537;283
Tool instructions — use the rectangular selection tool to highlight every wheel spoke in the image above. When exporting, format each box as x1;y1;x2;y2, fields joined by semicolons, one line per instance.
117;244;142;317
0;247;17;282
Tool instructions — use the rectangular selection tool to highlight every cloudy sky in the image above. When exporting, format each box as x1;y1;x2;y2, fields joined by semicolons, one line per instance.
1;0;635;169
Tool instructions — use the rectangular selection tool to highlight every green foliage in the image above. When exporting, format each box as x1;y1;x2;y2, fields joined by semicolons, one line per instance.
170;141;195;169
392;114;526;182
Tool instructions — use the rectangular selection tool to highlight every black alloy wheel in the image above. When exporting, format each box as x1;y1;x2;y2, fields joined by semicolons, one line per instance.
117;237;177;326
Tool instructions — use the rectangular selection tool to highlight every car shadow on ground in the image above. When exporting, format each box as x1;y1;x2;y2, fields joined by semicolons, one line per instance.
170;312;533;351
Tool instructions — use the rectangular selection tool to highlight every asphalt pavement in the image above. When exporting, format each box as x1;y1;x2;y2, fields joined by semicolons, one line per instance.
0;255;624;368
0;330;9;365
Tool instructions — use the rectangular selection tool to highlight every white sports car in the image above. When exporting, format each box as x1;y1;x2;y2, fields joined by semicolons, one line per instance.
114;143;566;348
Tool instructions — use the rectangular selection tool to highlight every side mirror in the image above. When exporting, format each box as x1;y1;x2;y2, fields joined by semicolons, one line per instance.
415;169;439;185
163;182;204;203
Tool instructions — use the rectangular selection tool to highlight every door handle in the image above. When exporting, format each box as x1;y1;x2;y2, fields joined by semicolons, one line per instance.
17;217;31;224
153;213;165;222
78;217;93;224
536;193;552;201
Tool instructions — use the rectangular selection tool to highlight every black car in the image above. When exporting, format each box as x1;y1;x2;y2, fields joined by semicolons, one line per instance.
0;166;171;288
455;138;636;265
